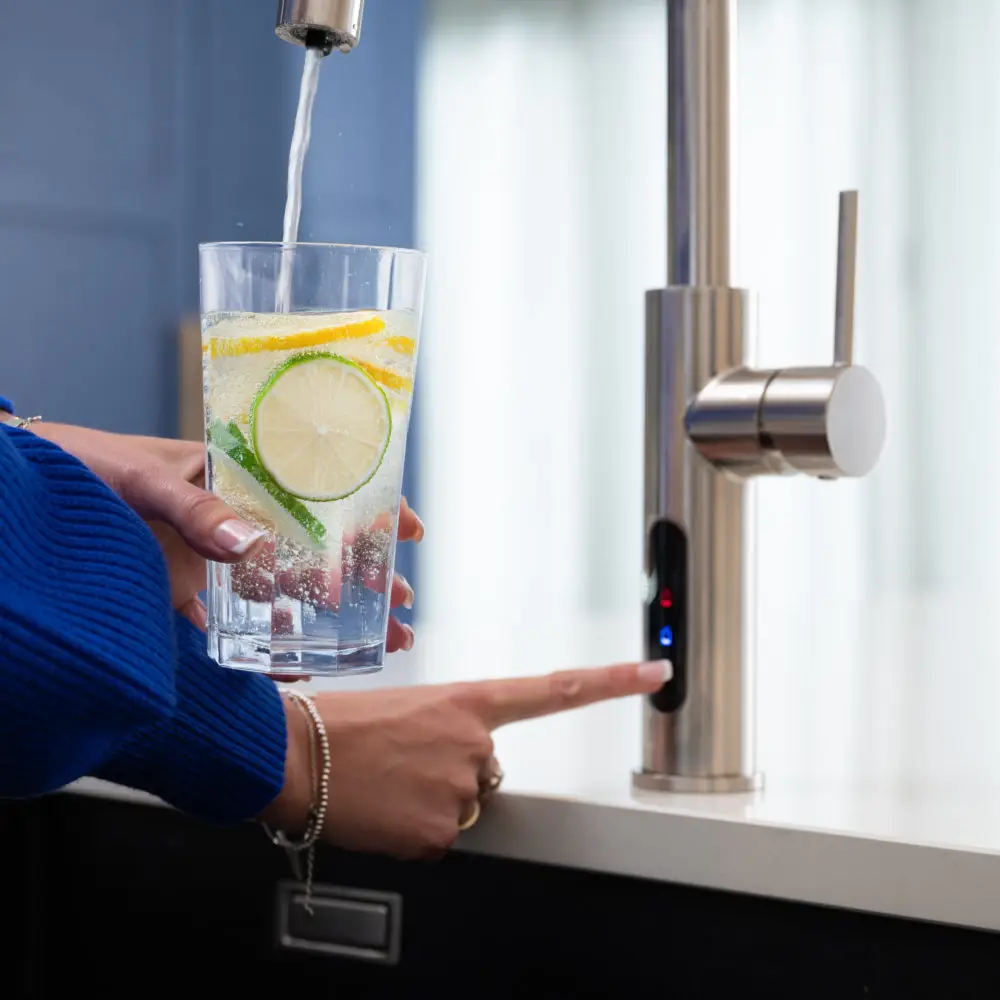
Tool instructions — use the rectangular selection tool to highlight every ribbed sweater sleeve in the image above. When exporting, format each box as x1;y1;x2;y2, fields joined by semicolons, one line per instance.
0;425;286;824
94;615;287;824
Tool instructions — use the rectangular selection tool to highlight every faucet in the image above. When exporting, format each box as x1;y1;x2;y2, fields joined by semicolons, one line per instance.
276;0;364;55
272;0;885;794
633;0;886;794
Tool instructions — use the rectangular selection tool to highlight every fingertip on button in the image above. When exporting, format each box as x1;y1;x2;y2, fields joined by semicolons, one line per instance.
638;660;673;684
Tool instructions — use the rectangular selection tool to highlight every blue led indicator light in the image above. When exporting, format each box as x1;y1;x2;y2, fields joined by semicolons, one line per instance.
658;626;674;648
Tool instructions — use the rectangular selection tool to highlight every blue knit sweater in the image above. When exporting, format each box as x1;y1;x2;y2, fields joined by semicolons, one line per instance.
0;408;286;824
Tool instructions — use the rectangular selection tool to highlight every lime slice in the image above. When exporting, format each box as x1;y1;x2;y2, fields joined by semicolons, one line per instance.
250;352;392;502
208;420;326;545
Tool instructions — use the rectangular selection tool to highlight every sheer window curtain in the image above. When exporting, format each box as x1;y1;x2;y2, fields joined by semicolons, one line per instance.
417;0;665;659
417;0;1000;786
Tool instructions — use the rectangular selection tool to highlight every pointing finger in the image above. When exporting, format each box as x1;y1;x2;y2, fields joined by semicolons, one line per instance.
462;660;673;730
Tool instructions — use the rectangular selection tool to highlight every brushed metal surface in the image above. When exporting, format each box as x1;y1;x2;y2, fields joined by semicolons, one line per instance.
667;0;737;286
686;360;887;480
275;0;364;52
640;287;759;787
833;190;858;366
759;364;886;478
685;365;779;476
632;770;762;793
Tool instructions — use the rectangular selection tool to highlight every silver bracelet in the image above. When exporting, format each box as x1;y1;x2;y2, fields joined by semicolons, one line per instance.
1;413;42;430
263;690;330;912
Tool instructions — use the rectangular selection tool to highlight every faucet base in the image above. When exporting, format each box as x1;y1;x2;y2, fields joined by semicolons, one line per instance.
631;770;763;794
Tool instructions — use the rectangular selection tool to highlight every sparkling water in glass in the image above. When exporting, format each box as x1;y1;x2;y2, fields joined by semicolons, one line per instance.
200;242;426;676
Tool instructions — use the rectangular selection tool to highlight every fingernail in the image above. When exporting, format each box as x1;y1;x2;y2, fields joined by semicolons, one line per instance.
413;515;425;543
638;660;673;684
214;519;266;555
402;624;415;651
398;575;415;609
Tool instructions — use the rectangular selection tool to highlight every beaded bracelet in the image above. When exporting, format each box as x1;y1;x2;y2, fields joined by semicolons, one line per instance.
263;690;330;912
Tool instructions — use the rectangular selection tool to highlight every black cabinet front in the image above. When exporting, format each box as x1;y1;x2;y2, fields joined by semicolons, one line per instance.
3;796;1000;999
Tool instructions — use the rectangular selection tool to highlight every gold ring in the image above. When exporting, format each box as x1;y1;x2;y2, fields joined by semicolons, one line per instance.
457;799;481;831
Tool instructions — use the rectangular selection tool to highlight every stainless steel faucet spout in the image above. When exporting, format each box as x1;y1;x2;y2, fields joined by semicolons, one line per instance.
276;0;365;54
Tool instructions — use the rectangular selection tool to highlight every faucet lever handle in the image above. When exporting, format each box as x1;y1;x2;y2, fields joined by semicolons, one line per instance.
833;190;858;366
687;188;885;480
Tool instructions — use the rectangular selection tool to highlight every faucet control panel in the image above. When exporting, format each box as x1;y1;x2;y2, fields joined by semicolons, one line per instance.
646;519;687;713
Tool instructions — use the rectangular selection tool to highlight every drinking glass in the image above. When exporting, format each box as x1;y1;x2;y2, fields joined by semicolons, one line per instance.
200;242;425;675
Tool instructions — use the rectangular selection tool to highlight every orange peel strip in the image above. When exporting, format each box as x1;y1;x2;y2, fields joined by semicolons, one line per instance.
357;361;413;393
380;335;416;356
204;316;386;359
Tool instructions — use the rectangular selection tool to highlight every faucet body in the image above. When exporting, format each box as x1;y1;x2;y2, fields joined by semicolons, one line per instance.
639;285;759;791
634;0;885;793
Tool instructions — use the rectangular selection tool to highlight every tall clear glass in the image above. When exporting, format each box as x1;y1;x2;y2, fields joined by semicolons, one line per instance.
199;242;425;676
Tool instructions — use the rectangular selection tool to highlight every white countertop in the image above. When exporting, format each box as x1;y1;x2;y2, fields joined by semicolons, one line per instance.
70;597;1000;934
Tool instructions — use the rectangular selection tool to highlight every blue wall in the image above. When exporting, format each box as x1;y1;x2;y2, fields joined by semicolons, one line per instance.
295;2;422;251
0;0;288;434
0;0;424;602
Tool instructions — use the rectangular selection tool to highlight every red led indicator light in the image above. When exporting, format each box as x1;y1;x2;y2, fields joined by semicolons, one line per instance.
658;588;673;609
